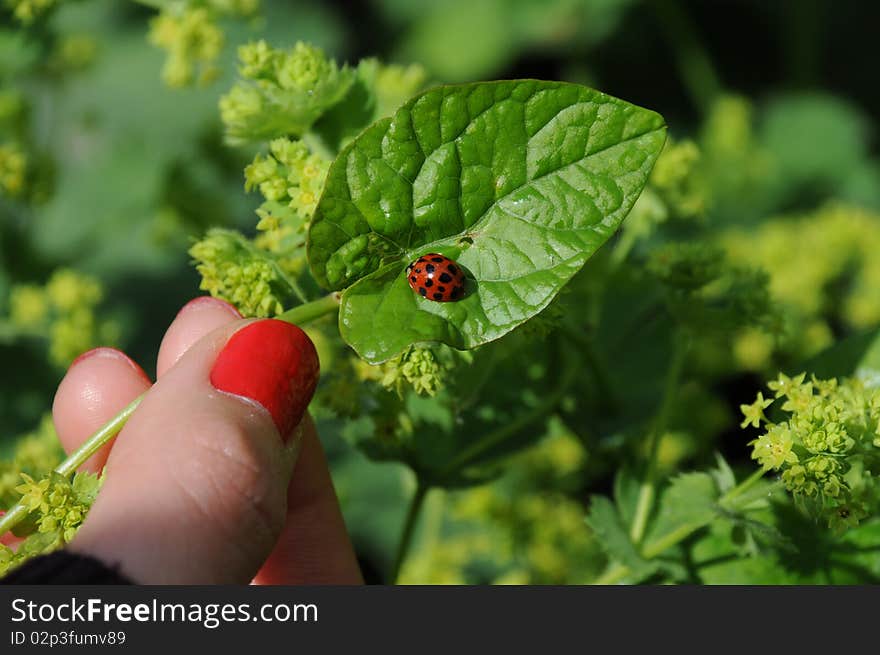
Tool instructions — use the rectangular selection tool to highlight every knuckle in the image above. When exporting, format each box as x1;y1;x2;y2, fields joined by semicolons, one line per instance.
166;413;286;547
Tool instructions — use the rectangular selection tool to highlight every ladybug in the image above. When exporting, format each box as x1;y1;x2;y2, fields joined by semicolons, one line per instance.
405;253;466;302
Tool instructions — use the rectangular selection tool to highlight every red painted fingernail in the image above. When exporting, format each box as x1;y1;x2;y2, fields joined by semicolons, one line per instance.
210;320;319;440
177;296;241;319
70;347;151;383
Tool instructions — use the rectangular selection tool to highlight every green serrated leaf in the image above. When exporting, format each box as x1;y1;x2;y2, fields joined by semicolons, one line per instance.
308;80;666;362
646;472;719;546
586;496;658;581
710;452;736;494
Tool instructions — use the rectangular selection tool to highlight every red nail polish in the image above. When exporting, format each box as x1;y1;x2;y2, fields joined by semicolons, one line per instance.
210;320;320;439
70;347;151;383
177;296;242;319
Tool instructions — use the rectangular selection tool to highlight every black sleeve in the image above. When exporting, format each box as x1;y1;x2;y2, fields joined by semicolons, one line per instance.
0;550;133;584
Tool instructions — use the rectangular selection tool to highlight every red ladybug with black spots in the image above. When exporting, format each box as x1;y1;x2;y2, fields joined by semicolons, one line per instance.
406;253;466;302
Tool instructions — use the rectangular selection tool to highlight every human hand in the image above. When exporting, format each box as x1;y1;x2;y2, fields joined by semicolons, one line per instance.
52;296;362;584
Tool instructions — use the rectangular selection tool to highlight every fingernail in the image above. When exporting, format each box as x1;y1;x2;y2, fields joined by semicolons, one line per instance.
209;319;320;440
71;347;151;383
177;296;241;319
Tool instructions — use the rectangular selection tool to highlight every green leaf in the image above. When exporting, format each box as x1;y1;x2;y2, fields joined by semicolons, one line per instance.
586;496;658;581
800;326;880;383
646;472;719;545
384;0;638;83
710;453;736;494
308;80;666;362
760;93;872;200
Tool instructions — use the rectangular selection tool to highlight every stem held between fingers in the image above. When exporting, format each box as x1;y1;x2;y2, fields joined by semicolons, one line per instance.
0;294;342;541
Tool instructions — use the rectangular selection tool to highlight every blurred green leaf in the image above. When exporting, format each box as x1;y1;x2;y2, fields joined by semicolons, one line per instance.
646;472;718;545
760;93;874;206
586;495;658;581
800;327;880;383
385;0;638;82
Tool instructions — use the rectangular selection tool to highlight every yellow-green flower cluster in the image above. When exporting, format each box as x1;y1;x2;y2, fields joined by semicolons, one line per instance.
377;346;449;398
647;242;782;342
16;471;98;543
5;0;55;23
220;40;355;143
149;7;224;87
245;137;329;266
0;414;63;507
700;95;772;209
614;138;708;262
723;203;880;331
6;269;118;368
399;486;600;584
744;372;880;532
189;228;299;317
648;138;707;221
358;344;471;398
0;470;102;576
648;242;723;292
0;142;27;197
0;416;96;576
373;62;428;115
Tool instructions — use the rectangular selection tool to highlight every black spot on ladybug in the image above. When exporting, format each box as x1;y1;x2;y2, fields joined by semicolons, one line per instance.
406;253;467;302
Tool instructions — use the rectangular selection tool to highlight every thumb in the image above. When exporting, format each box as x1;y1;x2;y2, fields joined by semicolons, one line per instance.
70;319;318;584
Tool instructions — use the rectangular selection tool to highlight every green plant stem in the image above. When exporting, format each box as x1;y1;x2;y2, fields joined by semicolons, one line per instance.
719;468;766;504
0;393;144;539
278;292;340;325
389;482;429;584
629;332;689;544
594;467;768;584
649;0;722;114
593;562;631;586
0;294;342;542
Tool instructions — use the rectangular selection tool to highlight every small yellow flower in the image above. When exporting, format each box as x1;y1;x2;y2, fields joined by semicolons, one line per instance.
740;391;773;428
767;372;806;398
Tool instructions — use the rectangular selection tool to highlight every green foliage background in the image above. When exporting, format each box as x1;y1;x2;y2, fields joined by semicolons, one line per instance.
2;0;880;583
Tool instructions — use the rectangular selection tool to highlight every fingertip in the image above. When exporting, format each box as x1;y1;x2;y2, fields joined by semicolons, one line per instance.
253;416;363;585
157;296;241;377
53;348;152;473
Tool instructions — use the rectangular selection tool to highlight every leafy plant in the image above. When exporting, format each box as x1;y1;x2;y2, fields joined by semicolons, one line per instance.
2;1;880;585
